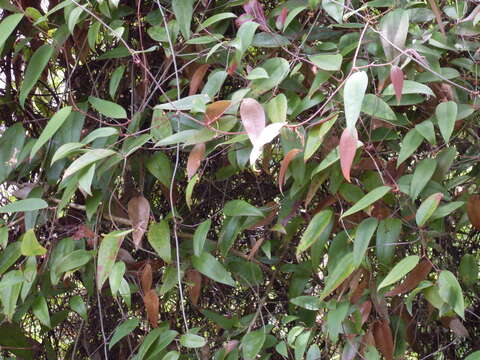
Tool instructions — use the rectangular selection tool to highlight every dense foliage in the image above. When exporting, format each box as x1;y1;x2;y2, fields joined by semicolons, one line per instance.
0;0;479;358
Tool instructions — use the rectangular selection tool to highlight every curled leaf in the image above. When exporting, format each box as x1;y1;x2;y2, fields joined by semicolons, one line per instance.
128;196;151;249
339;128;358;182
467;195;480;230
186;269;202;306
390;65;404;104
189;64;210;96
240;98;266;146
279;148;301;193
187;143;206;180
373;319;394;360
143;289;159;328
141;263;153;294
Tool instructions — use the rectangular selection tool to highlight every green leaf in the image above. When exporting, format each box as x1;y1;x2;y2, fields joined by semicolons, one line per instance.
416;193;443;226
172;0;194;40
82;128;119;145
55;249;92;274
435;101;458;143
379;9;409;63
19;44;54;108
410;158;437;200
465;351;480;360
415;120;436;144
180;333;206;348
290;296;323;310
0;123;25;183
296;210;333;256
146;152;172;188
353;218;378;267
283;6;307;31
242;328;266;360
378;255;420;290
32;295;50;328
223;200;264;217
459;254;478;287
438;270;464;319
320;252;356;300
0;13;23;50
51;142;84;164
199;12;237;30
63;149;116;180
191;252;235;287
361;94;396;121
162;351;180;360
250;57;290;96
97;230;130;291
0;270;23;290
193;219;211;257
309;53;343;71
341;186;391;218
147;220;171;264
382;80;434;97
109;65;126;99
376;218;401;266
88;96;127;119
344;71;368;130
246;67;269;80
0;198;48;213
20;229;46;256
109;318;140;350
397;129;424;166
70;295;87;321
322;0;344;23
155;94;211;111
109;261;126;297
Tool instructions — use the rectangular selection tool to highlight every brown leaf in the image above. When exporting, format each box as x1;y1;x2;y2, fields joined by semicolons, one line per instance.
224;340;239;354
186;270;202;306
247;202;277;230
467;194;480;230
205;100;232;125
390;65;404;104
350;271;369;304
117;248;135;264
187;143;206;180
373;319;394;360
73;224;97;247
128;196;150;249
359;301;372;325
442;317;469;338
339;128;358;182
427;0;446;37
143;289;159;328
240;98;265;146
386;259;432;296
279;148;301;194
189;64;210;96
141;263;152;294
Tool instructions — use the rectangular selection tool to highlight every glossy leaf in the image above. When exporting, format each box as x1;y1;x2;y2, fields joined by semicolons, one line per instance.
97;230;130;291
88;96;127;119
339;127;358;182
63;149;116;180
19;44;54;108
0;14;23;49
341;186;391;219
193;219;211;257
438;270;465;319
378;255;420;290
416;193;443;226
128;196;150;249
240;98;266;147
344;71;368;130
191;252;235;287
320;252;356;300
147;220;171;264
297;210;333;256
436;101;458;143
0;198;48;213
109;318;140;349
353;218;378;267
180;333;206;348
410;158;437;200
224;200;264;217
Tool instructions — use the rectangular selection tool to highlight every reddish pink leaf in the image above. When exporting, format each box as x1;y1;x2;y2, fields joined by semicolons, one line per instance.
236;0;268;31
359;300;372;325
339;128;358;182
189;64;210;96
279;148;301;193
373;319;394;360
390;66;404;104
276;8;288;29
127;196;150;249
187;143;206;180
224;340;239;354
240;98;266;146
